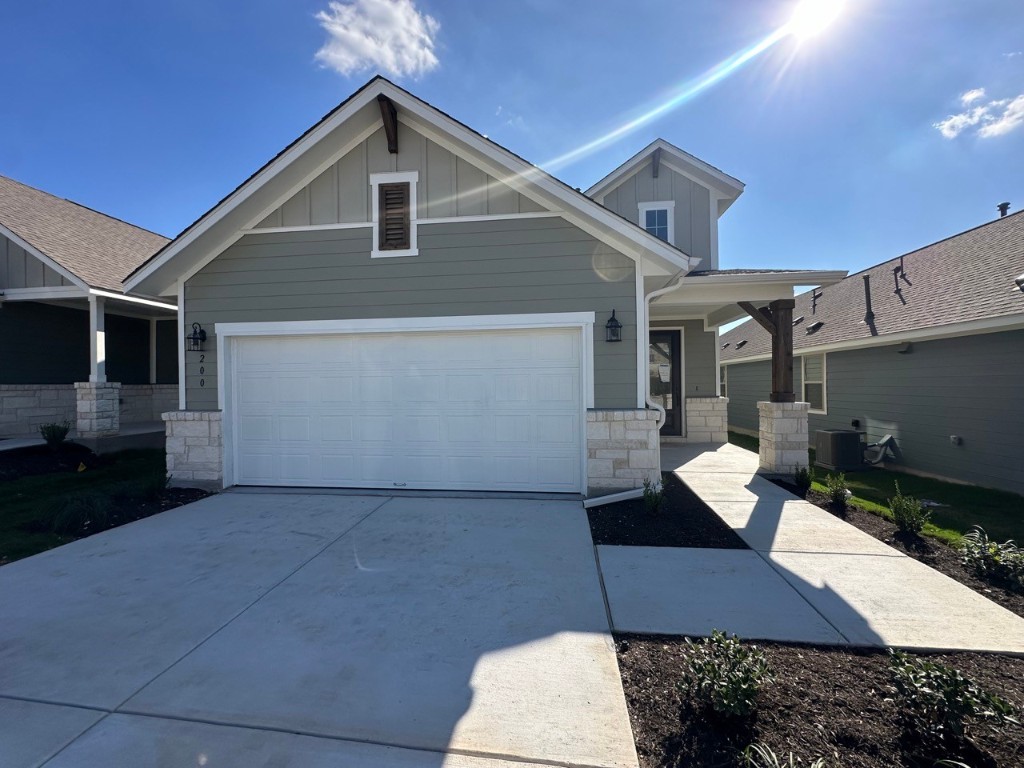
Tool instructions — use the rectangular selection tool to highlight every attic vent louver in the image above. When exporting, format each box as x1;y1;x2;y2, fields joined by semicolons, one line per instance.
378;182;411;250
806;321;824;334
793;316;804;326
736;340;748;349
721;342;731;349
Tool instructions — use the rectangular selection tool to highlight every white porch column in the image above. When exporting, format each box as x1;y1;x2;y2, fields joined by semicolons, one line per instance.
88;294;106;383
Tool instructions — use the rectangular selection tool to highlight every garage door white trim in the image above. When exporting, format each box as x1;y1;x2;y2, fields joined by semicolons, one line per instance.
216;312;595;491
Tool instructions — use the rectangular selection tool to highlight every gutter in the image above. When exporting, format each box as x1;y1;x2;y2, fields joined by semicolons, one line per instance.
643;271;688;428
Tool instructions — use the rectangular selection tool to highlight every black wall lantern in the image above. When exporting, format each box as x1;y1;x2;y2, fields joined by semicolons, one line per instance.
605;310;622;342
187;322;207;352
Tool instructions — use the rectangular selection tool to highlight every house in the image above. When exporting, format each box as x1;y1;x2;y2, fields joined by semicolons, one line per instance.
720;210;1024;496
0;174;178;446
124;77;844;495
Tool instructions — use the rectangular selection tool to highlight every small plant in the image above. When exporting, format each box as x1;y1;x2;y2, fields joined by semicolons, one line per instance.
742;743;829;768
960;526;1024;593
825;472;848;510
888;650;1017;750
890;481;930;535
39;420;71;449
680;630;773;718
793;466;814;496
642;476;665;514
49;494;111;536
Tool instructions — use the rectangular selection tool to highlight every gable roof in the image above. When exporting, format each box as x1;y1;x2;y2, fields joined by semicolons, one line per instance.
584;138;745;213
0;174;169;292
125;77;700;296
720;211;1024;361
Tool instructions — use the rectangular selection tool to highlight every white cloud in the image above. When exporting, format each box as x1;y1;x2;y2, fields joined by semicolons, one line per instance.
934;89;1024;139
315;0;440;79
495;105;526;130
1005;51;1023;58
960;87;986;105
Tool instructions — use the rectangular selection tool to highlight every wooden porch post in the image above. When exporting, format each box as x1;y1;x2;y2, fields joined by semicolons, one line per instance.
768;298;795;402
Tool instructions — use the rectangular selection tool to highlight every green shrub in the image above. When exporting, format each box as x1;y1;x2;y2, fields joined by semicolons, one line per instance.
888;650;1017;749
49;494;111;536
825;472;847;509
961;527;1024;592
642;476;665;514
889;481;930;535
742;743;829;768
680;630;773;718
793;466;814;496
39;420;71;448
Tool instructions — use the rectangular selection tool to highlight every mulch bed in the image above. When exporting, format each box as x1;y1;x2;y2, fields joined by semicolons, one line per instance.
617;633;1024;768
772;480;1024;620
0;442;109;482
588;473;748;549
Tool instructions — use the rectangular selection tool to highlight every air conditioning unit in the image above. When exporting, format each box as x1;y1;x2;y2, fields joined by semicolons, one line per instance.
814;430;863;471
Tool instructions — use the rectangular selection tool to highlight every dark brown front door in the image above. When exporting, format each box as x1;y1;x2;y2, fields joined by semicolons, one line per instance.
649;331;681;436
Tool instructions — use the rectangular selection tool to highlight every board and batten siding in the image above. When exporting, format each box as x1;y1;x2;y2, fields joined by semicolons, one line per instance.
253;125;545;230
599;163;713;268
184;216;638;410
724;330;1024;496
0;233;73;289
650;319;719;398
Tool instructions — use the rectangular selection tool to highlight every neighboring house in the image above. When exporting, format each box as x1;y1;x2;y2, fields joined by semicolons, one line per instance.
720;211;1024;496
0;175;178;444
125;77;844;494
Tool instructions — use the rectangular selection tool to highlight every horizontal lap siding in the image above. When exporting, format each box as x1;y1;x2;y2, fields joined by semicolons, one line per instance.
650;319;719;398
725;360;771;433
185;217;637;410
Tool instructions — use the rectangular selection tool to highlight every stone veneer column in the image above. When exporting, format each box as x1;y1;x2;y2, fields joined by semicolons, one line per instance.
586;408;660;495
164;411;223;490
757;401;809;476
684;396;729;443
75;382;121;439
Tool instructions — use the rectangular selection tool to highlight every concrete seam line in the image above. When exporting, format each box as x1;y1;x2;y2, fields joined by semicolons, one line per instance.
0;693;110;713
591;546;618;634
109;495;396;712
22;706;111;768
107;708;616;768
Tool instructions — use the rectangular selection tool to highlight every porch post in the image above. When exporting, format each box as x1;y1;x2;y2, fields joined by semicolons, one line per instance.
88;294;107;383
768;298;795;402
149;318;158;384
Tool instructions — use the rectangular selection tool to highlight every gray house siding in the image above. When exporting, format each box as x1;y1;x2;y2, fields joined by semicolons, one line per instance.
724;330;1024;495
0;233;73;289
184;216;638;410
254;125;545;230
599;163;713;267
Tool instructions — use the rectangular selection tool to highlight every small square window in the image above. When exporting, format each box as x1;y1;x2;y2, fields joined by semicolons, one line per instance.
639;202;674;244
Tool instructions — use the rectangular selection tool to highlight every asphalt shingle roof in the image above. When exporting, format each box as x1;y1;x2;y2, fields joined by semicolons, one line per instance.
0;174;168;292
720;211;1024;360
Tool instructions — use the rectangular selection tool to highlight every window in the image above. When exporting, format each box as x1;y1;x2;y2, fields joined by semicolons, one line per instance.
370;171;418;258
802;353;826;413
720;365;727;398
638;201;675;244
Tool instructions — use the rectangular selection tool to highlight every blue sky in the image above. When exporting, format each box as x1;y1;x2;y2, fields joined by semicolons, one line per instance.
2;0;1022;275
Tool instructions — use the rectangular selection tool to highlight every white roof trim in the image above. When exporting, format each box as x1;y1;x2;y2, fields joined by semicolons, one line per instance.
0;222;89;291
125;79;696;293
720;313;1024;364
585;138;745;202
683;270;848;286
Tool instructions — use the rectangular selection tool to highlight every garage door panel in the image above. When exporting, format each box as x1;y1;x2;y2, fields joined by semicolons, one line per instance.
232;328;584;492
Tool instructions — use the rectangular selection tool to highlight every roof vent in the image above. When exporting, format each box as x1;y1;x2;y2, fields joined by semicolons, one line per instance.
793;315;804;326
998;202;1011;218
721;342;731;349
862;274;875;324
1015;272;1024;292
736;339;748;349
806;321;824;334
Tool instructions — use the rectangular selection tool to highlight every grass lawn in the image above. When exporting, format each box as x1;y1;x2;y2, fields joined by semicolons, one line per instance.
727;431;1024;545
0;448;166;564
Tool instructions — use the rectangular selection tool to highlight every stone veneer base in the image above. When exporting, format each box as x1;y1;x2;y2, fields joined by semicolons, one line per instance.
164;410;223;491
586;409;660;496
683;396;729;443
758;400;810;476
75;382;121;439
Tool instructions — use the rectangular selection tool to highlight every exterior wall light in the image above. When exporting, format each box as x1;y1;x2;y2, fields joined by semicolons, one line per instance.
187;322;207;352
605;310;622;342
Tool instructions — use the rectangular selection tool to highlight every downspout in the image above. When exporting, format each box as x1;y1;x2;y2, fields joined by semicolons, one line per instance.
644;270;688;428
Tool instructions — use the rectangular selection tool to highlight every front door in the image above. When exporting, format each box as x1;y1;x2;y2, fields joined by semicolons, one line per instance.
649;331;682;436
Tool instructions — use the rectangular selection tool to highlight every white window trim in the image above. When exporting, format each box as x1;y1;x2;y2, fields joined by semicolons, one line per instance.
720;364;727;399
370;171;418;259
214;311;595;491
638;201;675;246
802;352;827;414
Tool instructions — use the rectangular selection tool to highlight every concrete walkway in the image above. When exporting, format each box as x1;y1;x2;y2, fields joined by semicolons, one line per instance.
0;493;637;768
600;442;1024;653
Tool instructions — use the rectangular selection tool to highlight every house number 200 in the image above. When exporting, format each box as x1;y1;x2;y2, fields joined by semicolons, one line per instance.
199;354;206;387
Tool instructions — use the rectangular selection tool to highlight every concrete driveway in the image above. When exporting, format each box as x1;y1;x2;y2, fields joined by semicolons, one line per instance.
0;492;637;768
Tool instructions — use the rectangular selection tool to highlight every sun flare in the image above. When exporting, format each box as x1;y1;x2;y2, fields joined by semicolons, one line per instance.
787;0;845;39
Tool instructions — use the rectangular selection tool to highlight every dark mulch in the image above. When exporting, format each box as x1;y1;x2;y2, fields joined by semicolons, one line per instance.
0;442;109;482
617;633;1024;768
774;479;1024;620
588;473;748;549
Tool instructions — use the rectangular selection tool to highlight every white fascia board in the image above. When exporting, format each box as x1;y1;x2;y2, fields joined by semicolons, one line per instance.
0;223;89;290
719;313;1024;365
682;270;848;287
0;286;87;301
89;288;177;311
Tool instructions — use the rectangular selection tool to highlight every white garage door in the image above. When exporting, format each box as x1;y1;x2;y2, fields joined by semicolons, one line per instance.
228;327;584;492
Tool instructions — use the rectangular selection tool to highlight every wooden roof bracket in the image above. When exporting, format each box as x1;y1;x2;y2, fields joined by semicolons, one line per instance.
651;147;662;178
377;94;399;154
739;301;777;336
